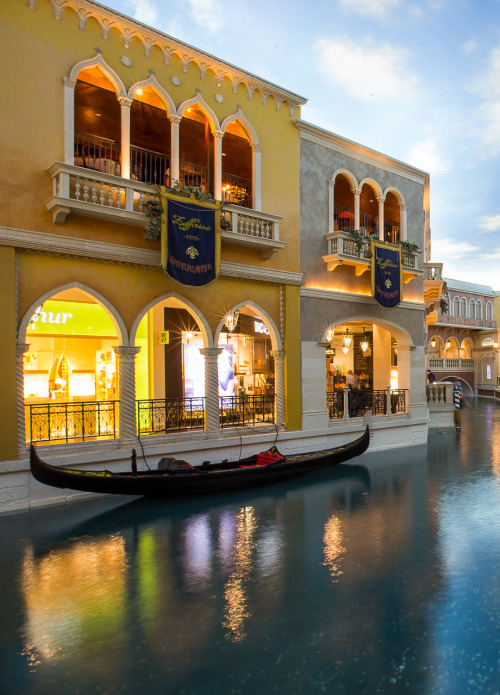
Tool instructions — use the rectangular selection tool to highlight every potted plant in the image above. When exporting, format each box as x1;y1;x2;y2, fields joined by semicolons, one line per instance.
399;240;421;255
344;227;365;255
144;199;162;241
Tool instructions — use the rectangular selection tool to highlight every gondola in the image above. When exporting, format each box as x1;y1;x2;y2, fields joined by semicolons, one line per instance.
30;420;370;499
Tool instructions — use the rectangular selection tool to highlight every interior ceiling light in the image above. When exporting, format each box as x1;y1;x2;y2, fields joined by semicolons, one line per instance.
224;311;240;333
360;328;369;353
343;327;352;349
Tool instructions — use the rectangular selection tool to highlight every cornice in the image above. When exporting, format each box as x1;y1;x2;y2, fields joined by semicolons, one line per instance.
0;226;303;286
300;285;425;311
294;119;429;186
28;0;307;116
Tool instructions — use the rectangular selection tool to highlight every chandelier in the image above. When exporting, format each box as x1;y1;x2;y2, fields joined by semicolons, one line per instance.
326;327;335;343
224;311;240;332
360;328;370;354
342;327;352;349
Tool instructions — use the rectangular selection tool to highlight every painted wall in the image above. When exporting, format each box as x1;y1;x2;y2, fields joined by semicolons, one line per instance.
0;247;18;461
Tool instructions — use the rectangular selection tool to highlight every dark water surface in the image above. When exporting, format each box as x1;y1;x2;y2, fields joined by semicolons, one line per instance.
1;400;500;695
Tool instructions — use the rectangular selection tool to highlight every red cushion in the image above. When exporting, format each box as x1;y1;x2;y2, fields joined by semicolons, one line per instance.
255;450;285;466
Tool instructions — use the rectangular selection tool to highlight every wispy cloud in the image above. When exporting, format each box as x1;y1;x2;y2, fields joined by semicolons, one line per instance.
470;45;500;154
430;237;479;261
407;137;449;175
462;39;478;55
130;0;158;26
478;213;500;234
316;37;419;102
339;0;400;19
183;0;222;33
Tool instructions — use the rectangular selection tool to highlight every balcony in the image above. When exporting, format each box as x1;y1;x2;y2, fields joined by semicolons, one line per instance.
45;162;284;258
428;358;475;371
432;314;496;330
322;230;421;282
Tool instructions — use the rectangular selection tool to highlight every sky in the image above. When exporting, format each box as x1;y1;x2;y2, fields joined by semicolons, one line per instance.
99;0;500;288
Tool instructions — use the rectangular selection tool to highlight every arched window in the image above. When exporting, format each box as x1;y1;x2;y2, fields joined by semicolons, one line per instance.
334;174;355;232
383;191;400;244
482;336;494;347
469;298;475;319
476;300;483;319
452;297;459;317
221;120;253;208
486;301;493;321
460;298;467;317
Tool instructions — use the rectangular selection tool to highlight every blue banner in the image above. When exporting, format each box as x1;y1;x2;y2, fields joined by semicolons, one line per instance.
371;240;402;308
160;191;221;288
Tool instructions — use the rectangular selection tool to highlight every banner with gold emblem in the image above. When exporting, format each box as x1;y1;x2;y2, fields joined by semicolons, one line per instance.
160;189;221;288
371;239;402;308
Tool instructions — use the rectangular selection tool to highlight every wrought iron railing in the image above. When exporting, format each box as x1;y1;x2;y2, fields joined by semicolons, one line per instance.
179;160;208;191
219;394;275;428
360;212;378;236
327;389;407;419
222;172;252;208
334;205;355;231
384;220;400;244
74;131;120;175
137;398;205;435
131;146;170;186
27;401;118;444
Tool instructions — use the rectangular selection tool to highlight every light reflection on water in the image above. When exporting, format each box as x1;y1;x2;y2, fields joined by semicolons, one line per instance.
1;400;500;693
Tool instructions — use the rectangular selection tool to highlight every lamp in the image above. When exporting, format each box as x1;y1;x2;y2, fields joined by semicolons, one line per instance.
446;340;451;349
430;338;436;348
360;328;369;354
342;327;352;349
326;327;335;343
224;311;240;332
342;345;349;355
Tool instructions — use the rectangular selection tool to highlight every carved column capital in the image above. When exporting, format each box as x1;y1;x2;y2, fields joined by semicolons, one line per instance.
270;349;285;363
199;347;223;360
353;188;362;196
214;129;224;139
63;76;76;89
118;97;133;109
169;114;182;125
17;343;31;359
114;346;141;360
376;196;386;204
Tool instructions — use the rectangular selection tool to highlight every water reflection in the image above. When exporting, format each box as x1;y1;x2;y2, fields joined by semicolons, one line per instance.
7;404;500;694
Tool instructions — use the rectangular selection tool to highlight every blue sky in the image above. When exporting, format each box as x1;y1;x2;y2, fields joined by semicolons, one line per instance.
102;0;500;288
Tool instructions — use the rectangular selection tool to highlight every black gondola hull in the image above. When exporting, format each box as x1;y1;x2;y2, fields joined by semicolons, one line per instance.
30;426;370;498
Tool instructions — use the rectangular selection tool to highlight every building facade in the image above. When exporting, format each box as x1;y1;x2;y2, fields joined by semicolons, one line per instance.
1;0;308;511
297;121;430;448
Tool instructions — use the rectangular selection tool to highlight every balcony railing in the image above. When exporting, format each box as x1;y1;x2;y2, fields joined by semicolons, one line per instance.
27;401;118;444
131;146;170;186
74;131;120;176
424;263;443;281
428;358;475;370
179;160;208;191
434;315;496;329
323;230;420;277
327;389;407;419
222;173;252;208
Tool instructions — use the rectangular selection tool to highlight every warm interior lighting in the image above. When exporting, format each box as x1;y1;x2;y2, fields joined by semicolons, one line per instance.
224;311;240;333
136;88;143;95
431;338;436;348
446;340;451;349
342;327;352;349
360;328;369;354
326;327;335;342
342;345;349;355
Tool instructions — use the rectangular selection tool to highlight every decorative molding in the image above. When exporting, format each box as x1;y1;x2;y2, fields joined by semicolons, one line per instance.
300;286;425;311
1;226;303;285
31;0;306;111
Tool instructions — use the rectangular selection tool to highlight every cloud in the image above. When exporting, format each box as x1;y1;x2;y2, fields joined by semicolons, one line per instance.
462;39;478;55
130;0;158;26
339;0;400;19
430;237;479;261
183;0;222;33
407;137;449;175
478;213;500;234
470;45;500;153
316;37;419;102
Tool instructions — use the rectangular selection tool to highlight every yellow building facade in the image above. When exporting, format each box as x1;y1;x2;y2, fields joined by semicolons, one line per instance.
0;0;305;509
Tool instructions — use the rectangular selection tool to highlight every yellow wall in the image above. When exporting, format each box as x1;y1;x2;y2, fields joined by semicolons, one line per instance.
0;247;19;460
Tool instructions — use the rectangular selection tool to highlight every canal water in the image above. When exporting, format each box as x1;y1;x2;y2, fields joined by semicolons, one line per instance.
1;400;500;695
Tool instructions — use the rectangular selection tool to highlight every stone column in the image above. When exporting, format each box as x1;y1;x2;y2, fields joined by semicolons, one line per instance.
353;188;361;231
63;77;76;165
252;144;262;211
119;97;132;179
17;342;30;458
168;114;182;184
343;387;350;420
328;180;335;233
199;348;222;433
213;130;224;201
377;196;385;240
271;350;285;426
114;346;141;443
400;203;408;242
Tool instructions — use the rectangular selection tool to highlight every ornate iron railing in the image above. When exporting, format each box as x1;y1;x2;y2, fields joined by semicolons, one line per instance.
222;172;252;208
326;390;344;419
334;204;355;231
179;160;208;191
131;146;170;186
137;398;205;435
74;131;120;175
384;220;400;244
326;389;407;419
219;394;275;428
27;401;118;444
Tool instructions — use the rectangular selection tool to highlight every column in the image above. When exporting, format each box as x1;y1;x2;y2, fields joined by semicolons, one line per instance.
353;188;361;231
119;97;132;180
114;346;141;443
63;77;76;165
199;348;222;434
328;180;335;233
271;350;285;426
17;342;30;458
377;196;385;240
214;130;224;201
400;204;408;242
253;144;262;211
343;387;350;420
168;114;181;184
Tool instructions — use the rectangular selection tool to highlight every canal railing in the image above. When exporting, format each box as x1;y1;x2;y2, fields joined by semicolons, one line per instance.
327;388;407;420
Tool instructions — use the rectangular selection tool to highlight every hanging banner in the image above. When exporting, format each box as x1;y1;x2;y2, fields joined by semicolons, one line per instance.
371;240;402;308
160;189;221;288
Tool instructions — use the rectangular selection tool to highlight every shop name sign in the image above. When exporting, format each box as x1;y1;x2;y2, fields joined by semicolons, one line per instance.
254;321;269;335
30;308;73;325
